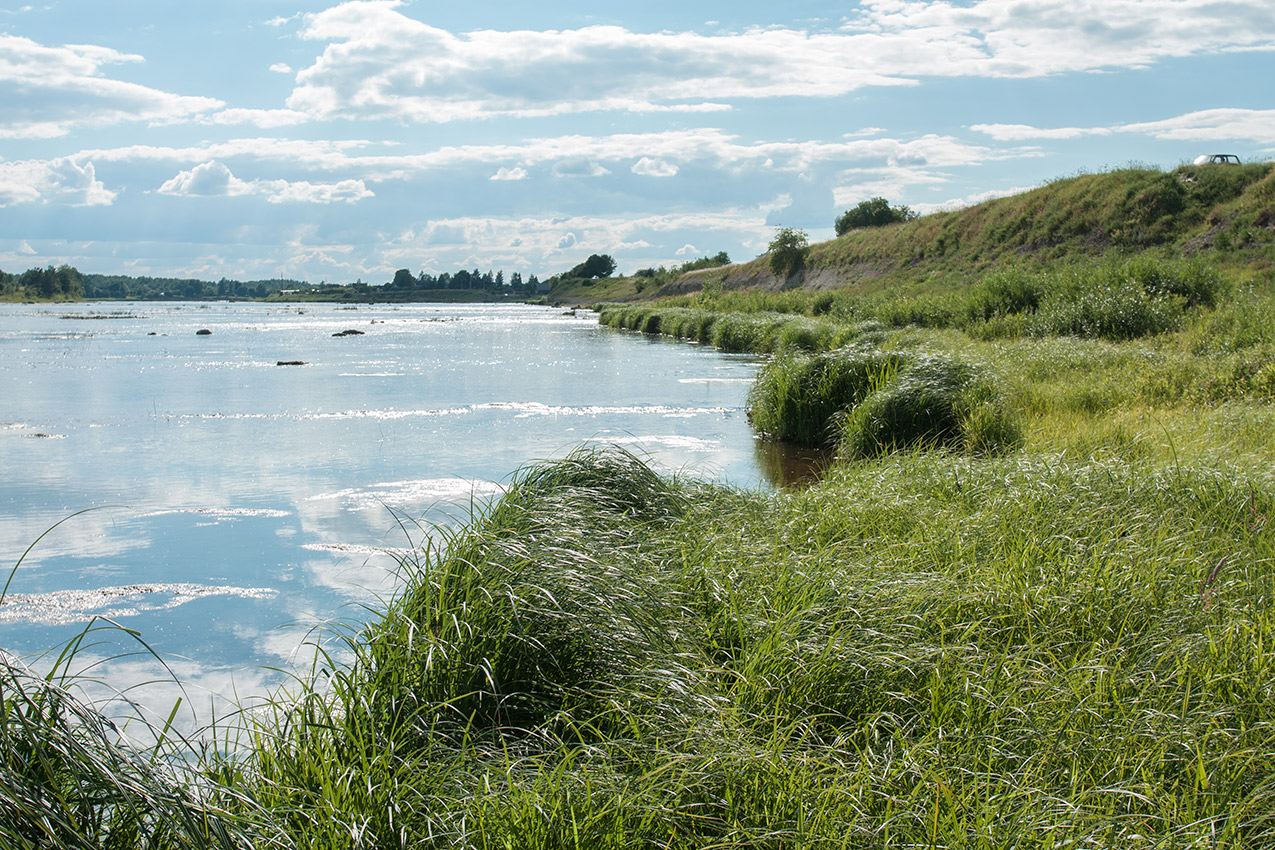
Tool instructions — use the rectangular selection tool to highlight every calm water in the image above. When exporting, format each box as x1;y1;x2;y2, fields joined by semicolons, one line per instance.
0;301;763;720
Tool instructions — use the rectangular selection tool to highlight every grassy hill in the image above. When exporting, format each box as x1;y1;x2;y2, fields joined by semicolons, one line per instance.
654;163;1275;298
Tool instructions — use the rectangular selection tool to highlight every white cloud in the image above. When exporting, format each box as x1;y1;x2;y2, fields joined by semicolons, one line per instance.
270;63;294;74
0;34;221;138
158;161;253;197
675;243;699;256
632;157;679;177
72;128;995;185
0;157;116;206
970;123;1112;141
18;240;36;255
261;178;373;204
211;108;309;128
490;166;528;181
970;108;1275;150
911;185;1035;215
555;232;578;250
1122;108;1275;147
158;161;372;204
277;0;1275;125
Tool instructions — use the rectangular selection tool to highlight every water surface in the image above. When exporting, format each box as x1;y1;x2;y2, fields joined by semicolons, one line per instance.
0;301;763;719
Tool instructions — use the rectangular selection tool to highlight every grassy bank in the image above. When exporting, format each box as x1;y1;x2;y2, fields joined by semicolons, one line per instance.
14;442;1274;845
199;444;1275;848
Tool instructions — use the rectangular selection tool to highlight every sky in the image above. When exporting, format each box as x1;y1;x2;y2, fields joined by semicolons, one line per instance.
1;0;1273;284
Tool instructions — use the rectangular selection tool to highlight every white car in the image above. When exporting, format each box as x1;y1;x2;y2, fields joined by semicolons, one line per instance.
1193;153;1241;165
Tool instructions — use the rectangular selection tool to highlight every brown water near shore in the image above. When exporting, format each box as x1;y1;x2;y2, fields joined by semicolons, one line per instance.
753;439;836;488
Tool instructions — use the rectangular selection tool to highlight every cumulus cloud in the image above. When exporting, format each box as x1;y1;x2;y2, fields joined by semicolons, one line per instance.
0;157;116;206
1122;108;1275;146
555;232;578;250
158;161;372;204
70;129;996;185
675;243;699;256
911;185;1036;215
632;157;679;177
269;63;294;74
279;0;1275;124
490;166;528;181
0;34;221;138
262;178;373;204
158;161;253;197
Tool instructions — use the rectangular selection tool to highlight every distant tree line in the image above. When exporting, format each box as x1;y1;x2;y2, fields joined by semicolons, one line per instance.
0;265;84;300
389;267;542;296
82;274;305;300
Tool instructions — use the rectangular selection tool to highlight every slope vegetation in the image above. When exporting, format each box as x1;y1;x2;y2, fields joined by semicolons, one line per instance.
655;163;1275;297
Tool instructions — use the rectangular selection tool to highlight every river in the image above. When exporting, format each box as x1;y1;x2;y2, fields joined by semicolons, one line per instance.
0;301;765;723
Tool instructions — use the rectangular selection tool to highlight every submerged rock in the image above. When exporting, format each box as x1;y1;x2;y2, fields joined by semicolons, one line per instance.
196;328;212;335
276;360;307;366
332;329;366;337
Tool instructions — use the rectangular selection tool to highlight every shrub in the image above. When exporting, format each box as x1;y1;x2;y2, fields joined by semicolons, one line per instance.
767;227;809;281
1123;256;1224;307
835;197;917;235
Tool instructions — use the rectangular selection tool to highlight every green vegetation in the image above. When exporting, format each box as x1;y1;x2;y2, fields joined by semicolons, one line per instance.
633;251;733;288
767;226;809;280
1;264;84;301
0;628;276;849
664;163;1273;296
834;196;917;235
8;163;1275;846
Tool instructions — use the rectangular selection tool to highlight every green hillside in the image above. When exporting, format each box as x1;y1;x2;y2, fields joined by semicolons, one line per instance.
656;163;1275;298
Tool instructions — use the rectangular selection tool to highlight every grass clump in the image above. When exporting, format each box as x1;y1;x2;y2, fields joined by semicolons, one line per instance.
747;344;906;447
838;352;1022;458
750;344;1022;457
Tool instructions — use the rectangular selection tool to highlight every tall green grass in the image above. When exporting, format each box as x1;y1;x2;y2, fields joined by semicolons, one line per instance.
222;445;1275;847
0;631;277;849
748;344;1022;457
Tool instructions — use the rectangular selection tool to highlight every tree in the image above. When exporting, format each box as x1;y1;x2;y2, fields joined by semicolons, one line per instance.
835;197;917;235
567;254;617;280
768;227;809;280
391;268;415;289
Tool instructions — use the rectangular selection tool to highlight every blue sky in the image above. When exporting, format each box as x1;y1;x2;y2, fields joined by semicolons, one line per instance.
1;0;1273;283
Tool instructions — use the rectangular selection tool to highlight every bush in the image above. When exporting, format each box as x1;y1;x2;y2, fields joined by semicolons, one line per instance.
1123;256;1224;307
767;227;809;281
835;197;917;235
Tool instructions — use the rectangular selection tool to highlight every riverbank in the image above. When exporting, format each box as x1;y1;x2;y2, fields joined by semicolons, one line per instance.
7;249;1275;846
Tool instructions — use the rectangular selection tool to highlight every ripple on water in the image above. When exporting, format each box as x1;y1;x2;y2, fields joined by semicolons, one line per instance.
307;478;505;512
0;584;279;626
